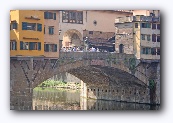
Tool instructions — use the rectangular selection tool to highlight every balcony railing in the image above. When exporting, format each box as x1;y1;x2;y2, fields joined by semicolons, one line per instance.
115;15;160;23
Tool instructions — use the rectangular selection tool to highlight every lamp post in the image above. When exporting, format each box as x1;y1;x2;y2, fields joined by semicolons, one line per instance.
83;36;89;52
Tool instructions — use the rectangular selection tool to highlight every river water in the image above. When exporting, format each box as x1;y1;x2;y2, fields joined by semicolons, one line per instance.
32;87;159;110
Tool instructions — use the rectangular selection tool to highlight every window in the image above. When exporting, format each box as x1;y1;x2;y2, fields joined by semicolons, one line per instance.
147;35;150;41
54;13;56;20
152;23;156;29
11;21;17;30
142;47;146;54
49;26;54;35
10;41;17;50
146;47;149;54
62;11;69;23
20;41;29;50
141;23;151;28
44;44;57;52
20;41;41;50
29;42;37;50
141;34;145;40
157;24;160;30
89;31;93;34
38;42;41;50
151;48;156;55
44;12;56;20
141;47;151;54
62;11;83;24
135;23;138;28
147;23;151;28
157;35;160;42
157;48;160;55
37;23;42;31
76;12;83;24
69;11;76;23
152;34;156;42
22;22;36;31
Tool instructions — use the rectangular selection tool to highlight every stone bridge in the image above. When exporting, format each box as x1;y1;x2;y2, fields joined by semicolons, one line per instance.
10;52;160;110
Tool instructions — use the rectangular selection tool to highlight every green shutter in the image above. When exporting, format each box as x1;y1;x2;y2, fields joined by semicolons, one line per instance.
55;44;57;52
54;13;56;20
37;24;42;31
29;42;34;50
53;44;57;52
20;41;23;50
49;28;51;34
44;12;48;19
38;42;41;50
15;42;17;50
52;28;54;34
45;44;49;52
22;22;27;30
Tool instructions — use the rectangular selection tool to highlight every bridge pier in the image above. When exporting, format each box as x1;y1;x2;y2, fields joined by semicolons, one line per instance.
10;89;33;110
80;80;87;110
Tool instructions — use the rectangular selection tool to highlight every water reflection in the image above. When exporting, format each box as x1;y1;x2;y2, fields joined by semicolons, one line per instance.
32;87;159;110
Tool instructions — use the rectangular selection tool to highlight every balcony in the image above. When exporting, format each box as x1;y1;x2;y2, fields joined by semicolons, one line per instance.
115;16;133;23
115;15;160;23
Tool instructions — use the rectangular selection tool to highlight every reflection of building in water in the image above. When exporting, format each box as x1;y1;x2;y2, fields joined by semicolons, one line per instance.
33;88;158;110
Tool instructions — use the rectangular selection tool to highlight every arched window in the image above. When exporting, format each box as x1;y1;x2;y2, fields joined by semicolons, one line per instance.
119;44;124;53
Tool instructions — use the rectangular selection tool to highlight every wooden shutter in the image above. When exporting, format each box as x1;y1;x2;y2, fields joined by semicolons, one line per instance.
29;42;34;50
20;41;23;50
54;13;56;20
53;44;57;52
14;42;17;50
22;22;27;30
44;12;48;19
38;42;41;50
37;23;42;31
44;44;49;52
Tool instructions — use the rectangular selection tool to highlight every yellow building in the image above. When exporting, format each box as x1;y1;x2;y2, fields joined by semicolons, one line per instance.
10;10;44;57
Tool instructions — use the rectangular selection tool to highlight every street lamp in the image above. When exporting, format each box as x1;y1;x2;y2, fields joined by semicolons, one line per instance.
83;37;89;51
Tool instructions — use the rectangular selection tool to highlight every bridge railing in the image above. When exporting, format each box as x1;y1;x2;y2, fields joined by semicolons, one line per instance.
59;52;135;60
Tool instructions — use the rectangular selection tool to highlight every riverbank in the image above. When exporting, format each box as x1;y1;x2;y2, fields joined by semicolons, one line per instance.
37;80;81;89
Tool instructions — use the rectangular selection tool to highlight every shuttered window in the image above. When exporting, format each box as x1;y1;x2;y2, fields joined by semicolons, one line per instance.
54;13;56;20
44;44;49;52
44;12;56;19
37;23;42;31
11;22;17;29
49;27;54;35
22;22;27;30
20;41;23;50
38;42;41;50
10;41;17;50
44;44;57;52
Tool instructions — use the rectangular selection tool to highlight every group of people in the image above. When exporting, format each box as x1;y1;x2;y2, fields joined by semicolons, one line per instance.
60;46;106;52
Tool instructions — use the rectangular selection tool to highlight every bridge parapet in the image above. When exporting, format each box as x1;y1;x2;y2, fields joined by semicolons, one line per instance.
60;52;135;60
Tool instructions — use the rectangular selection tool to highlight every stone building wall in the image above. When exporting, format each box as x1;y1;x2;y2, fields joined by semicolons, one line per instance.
115;23;134;54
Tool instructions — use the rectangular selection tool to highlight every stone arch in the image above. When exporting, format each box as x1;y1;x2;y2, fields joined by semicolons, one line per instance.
62;29;84;48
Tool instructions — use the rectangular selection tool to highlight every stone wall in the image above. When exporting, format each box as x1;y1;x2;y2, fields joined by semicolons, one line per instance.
86;85;150;104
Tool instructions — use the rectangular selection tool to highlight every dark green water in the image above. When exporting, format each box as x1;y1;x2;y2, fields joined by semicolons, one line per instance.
32;87;159;110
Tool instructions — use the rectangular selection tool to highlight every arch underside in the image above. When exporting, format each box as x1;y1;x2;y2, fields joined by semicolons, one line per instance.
67;65;148;89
